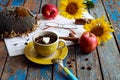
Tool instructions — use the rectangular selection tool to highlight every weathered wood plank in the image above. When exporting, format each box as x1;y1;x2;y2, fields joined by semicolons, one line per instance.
102;0;120;49
1;56;28;80
0;0;9;9
23;0;41;14
27;63;52;80
90;0;120;80
26;0;54;79
0;0;9;5
53;45;77;80
7;0;24;7
75;44;102;80
0;41;7;78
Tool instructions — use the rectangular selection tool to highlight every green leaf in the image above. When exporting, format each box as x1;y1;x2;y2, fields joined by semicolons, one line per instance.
84;0;94;9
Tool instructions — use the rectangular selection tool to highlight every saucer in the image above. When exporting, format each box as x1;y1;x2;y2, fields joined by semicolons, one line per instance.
24;42;68;65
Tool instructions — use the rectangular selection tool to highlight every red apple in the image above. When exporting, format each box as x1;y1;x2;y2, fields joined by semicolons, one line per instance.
79;31;98;53
42;4;58;20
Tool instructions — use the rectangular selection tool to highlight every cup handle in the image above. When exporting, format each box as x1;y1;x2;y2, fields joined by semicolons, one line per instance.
57;39;66;50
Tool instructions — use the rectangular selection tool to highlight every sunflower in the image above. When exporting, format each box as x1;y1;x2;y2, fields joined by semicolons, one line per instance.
84;16;114;45
58;0;86;19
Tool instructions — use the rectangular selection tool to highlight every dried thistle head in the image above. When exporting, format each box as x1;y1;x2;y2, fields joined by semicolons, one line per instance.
0;6;38;39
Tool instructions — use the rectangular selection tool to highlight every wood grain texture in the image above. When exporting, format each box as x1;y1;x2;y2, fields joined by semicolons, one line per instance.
27;62;52;80
102;0;120;49
90;0;120;80
7;0;24;6
75;45;102;80
1;56;28;80
0;41;7;78
23;0;41;14
0;0;9;9
53;45;77;80
0;0;120;80
0;0;9;5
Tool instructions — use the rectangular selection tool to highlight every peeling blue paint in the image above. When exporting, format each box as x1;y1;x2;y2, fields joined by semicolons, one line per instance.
105;2;120;22
39;65;52;80
109;0;113;4
54;64;67;80
117;1;120;6
11;0;24;6
92;0;98;4
117;34;120;40
0;0;8;5
0;7;2;10
53;58;70;80
8;69;26;80
117;34;120;44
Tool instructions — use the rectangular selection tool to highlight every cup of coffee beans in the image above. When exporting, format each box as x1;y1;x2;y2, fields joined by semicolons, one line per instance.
33;31;66;57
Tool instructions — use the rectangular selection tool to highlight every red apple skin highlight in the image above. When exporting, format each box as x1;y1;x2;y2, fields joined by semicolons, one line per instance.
79;31;98;53
42;4;58;20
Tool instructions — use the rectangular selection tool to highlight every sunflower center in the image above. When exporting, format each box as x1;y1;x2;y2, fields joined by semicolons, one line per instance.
66;2;78;15
90;26;104;36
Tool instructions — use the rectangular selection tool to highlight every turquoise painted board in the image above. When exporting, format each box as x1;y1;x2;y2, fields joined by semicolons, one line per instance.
0;7;2;10
53;58;68;80
53;46;77;80
27;64;53;80
8;69;26;80
0;0;9;5
1;56;28;80
103;0;120;48
90;0;120;80
0;0;9;10
11;0;24;6
104;2;120;22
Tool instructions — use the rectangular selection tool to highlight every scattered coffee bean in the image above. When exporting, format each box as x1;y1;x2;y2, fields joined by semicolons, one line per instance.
69;33;75;37
14;43;18;46
100;43;104;46
68;65;73;68
81;66;85;69
87;66;92;70
67;61;71;64
84;58;88;61
72;59;76;61
25;42;28;45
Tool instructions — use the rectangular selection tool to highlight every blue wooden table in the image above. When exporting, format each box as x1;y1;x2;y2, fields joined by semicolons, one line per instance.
0;0;120;80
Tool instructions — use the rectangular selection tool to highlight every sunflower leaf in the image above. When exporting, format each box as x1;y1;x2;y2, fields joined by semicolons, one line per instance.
84;0;94;9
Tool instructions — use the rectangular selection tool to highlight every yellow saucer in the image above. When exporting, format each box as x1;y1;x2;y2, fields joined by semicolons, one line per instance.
24;42;68;65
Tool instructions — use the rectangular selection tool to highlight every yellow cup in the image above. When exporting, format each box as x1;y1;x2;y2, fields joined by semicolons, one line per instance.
33;31;66;57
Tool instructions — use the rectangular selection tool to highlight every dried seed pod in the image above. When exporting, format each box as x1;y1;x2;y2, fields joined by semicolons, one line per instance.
0;6;38;39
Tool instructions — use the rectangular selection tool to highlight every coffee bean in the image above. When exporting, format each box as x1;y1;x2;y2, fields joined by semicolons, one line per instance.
25;42;28;45
72;59;76;61
35;34;57;44
81;66;85;69
68;65;73;68
84;58;88;61
67;61;71;64
87;66;92;70
13;43;18;46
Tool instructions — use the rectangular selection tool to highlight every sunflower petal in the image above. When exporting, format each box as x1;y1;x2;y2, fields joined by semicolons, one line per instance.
58;0;86;19
84;15;114;45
